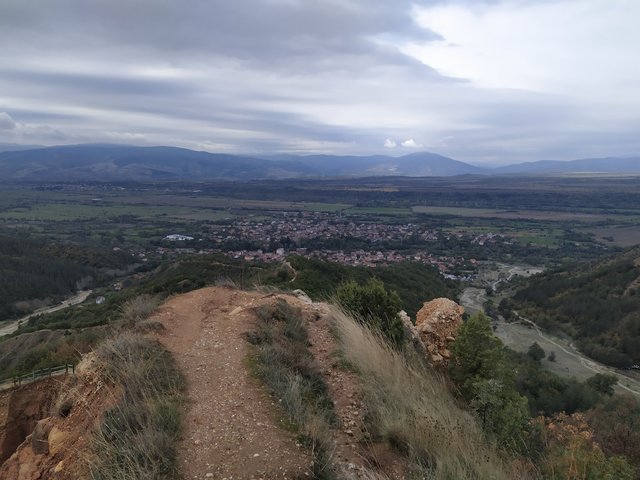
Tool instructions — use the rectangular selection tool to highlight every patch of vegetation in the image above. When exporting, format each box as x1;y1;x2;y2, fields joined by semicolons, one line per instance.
0;327;107;381
535;412;635;480
246;299;337;479
270;256;458;318
511;246;640;367
15;254;270;333
587;395;640;474
120;294;161;327
90;333;185;480
447;313;637;478
0;235;131;320
142;253;271;295
449;314;530;449
509;347;603;416
335;278;404;347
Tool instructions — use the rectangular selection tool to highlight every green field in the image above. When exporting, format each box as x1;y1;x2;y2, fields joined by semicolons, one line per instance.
344;206;413;216
411;205;638;223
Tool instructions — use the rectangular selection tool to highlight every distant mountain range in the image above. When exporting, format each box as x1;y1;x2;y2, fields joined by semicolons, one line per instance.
494;157;640;174
0;144;637;181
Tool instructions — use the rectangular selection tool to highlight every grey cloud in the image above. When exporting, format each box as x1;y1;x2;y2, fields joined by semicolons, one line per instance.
0;68;201;97
0;1;637;163
0;1;440;67
0;112;16;129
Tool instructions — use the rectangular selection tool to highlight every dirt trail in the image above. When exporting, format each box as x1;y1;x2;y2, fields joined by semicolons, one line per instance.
154;287;312;480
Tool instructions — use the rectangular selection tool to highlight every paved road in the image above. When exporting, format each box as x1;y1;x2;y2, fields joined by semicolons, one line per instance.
0;290;93;337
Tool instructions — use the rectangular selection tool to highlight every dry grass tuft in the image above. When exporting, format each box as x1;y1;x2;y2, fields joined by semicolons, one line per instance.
247;300;337;479
120;294;160;327
89;333;185;480
331;306;512;480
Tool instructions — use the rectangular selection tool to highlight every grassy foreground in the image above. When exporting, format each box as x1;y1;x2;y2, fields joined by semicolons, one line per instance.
86;295;185;480
331;307;514;479
89;333;185;480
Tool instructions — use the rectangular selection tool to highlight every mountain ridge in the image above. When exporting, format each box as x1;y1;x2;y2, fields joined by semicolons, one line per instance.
0;143;638;181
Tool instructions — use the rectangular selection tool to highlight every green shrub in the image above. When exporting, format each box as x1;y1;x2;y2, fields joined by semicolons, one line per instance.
527;342;545;362
449;314;530;448
335;278;404;347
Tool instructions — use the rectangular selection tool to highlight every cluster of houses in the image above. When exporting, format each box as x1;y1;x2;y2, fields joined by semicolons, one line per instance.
206;213;441;245
154;211;508;276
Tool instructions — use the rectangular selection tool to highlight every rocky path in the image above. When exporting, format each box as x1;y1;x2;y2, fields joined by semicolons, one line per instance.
153;287;312;480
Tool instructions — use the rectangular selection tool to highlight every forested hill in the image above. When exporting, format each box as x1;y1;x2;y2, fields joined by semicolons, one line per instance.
0;236;134;320
510;246;640;367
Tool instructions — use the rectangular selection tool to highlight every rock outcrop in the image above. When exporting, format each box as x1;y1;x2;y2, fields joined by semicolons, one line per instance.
415;298;464;368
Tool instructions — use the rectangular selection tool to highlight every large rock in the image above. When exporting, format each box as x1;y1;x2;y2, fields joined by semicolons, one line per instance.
415;298;464;368
31;417;55;455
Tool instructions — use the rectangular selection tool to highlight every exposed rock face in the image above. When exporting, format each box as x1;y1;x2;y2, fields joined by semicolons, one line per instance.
415;298;464;368
0;379;60;464
0;354;111;480
399;310;427;357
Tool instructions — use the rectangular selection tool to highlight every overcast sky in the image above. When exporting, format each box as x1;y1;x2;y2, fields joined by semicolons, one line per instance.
0;0;638;165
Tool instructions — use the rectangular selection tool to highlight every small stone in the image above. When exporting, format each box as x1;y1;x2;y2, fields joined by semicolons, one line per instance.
206;474;214;478
253;453;260;457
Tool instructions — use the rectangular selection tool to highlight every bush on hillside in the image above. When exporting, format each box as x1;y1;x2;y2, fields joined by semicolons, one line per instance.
336;278;404;347
449;313;530;448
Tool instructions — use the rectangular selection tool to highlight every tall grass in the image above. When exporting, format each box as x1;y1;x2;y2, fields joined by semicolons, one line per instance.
332;307;514;480
89;334;185;480
119;294;161;328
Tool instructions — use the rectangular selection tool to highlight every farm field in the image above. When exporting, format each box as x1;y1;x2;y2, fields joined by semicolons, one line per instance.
412;205;639;223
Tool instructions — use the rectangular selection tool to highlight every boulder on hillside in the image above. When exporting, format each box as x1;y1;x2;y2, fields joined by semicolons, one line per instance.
415;298;464;368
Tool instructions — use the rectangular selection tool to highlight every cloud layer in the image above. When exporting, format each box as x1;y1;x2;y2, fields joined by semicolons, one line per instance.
0;0;638;164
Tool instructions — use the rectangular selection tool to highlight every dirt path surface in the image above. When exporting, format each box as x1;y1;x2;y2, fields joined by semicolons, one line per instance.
154;287;312;480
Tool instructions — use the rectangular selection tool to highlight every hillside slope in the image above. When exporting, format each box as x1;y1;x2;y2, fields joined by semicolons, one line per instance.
511;246;640;367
